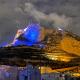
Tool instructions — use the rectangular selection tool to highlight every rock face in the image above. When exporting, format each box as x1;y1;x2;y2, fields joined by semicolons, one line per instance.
0;26;80;67
5;25;80;61
61;36;80;56
43;28;80;62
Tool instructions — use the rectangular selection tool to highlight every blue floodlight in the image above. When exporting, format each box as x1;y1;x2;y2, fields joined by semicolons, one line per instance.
12;39;33;46
23;24;41;43
13;23;41;46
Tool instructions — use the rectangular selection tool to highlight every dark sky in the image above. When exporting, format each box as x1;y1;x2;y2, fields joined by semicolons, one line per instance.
0;0;80;46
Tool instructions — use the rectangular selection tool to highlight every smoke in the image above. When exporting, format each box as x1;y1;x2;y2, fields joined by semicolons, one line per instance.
23;3;71;29
14;0;80;36
24;3;47;20
0;0;80;46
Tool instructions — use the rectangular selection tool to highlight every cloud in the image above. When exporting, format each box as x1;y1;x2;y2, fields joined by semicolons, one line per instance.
24;3;71;29
20;0;80;36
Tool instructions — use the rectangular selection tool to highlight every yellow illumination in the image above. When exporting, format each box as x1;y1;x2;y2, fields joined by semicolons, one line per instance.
61;36;80;56
45;54;73;62
39;66;78;74
72;73;80;77
39;67;56;74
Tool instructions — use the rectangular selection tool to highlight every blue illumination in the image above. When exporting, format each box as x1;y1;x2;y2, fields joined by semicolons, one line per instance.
12;39;33;46
23;24;40;43
0;42;8;47
13;23;41;46
19;65;41;80
0;35;14;47
5;72;10;77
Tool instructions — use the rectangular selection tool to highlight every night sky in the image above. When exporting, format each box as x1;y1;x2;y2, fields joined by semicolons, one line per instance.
0;0;80;46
